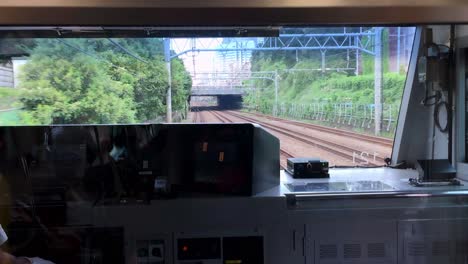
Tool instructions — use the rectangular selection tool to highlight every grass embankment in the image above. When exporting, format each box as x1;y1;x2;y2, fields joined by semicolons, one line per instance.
0;87;22;125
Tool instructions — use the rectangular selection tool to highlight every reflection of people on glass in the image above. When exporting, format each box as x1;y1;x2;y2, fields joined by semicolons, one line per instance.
109;132;128;162
0;224;55;264
49;126;97;203
109;128;130;198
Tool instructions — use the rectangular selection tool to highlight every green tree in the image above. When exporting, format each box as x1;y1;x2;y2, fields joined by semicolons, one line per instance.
17;38;191;125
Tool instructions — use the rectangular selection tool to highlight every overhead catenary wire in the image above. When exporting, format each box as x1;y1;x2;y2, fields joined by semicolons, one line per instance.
106;38;149;64
55;38;137;75
56;38;109;63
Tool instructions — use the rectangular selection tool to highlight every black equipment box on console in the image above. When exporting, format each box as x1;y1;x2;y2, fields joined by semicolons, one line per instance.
286;158;329;178
416;159;456;181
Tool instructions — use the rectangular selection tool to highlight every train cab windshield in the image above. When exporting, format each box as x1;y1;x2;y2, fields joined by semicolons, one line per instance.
0;26;416;167
1;12;468;264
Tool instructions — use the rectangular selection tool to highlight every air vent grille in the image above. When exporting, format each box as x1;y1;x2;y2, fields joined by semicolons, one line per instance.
432;241;450;256
368;243;385;258
319;244;338;259
344;244;361;259
408;241;426;256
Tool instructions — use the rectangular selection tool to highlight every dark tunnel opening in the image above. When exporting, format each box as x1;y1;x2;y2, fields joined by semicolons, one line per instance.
217;95;243;110
190;95;243;111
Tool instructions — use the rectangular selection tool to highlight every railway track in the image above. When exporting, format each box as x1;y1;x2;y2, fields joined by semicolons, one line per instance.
220;110;382;166
211;110;291;169
196;109;386;167
193;111;206;123
209;110;233;123
243;111;394;148
280;149;294;159
200;112;206;123
279;149;294;170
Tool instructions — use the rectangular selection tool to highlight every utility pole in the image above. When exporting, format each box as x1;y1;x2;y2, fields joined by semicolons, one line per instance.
355;36;360;76
191;39;197;78
396;27;401;73
374;27;383;135
321;50;326;73
164;38;172;123
274;70;279;116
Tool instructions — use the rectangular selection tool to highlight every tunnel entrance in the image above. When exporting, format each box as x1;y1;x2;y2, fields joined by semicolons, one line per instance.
217;95;243;110
190;95;243;111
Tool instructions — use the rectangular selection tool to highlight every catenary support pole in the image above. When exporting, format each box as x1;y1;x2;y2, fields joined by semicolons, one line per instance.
164;38;173;123
274;70;279;116
397;27;401;73
374;27;383;135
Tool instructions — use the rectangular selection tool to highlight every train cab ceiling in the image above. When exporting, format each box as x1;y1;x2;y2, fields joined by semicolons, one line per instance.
0;0;466;25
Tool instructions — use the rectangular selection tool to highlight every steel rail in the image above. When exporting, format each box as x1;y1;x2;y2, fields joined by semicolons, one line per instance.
223;110;380;165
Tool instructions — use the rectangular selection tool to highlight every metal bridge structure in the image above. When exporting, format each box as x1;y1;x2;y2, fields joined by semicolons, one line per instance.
191;86;254;96
190;71;277;95
173;31;375;56
171;27;377;75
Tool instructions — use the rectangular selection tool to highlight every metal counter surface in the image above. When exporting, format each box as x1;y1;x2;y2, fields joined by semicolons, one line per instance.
257;167;468;197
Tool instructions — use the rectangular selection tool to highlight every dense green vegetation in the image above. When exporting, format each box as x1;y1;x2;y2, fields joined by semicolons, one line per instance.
0;87;20;109
11;39;191;125
0;110;21;125
0;87;21;125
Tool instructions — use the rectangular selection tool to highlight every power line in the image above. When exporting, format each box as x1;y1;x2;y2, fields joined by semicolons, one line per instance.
56;39;107;63
106;38;149;64
55;39;136;75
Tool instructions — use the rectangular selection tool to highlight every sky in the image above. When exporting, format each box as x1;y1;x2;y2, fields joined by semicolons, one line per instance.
171;37;259;72
171;38;223;74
